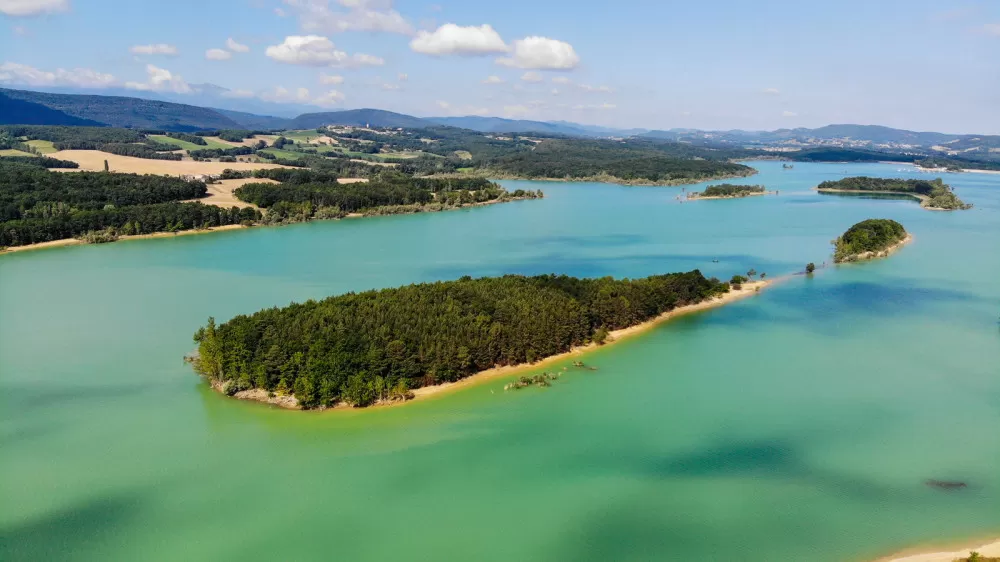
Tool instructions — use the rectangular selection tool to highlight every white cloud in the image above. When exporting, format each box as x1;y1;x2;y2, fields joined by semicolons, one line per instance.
380;83;400;90
226;38;250;53
983;23;1000;36
124;64;191;94
205;49;232;61
0;61;116;88
221;89;256;99
782;110;797;117
283;0;413;35
12;25;27;35
551;88;560;96
436;100;450;109
260;86;313;103
275;7;287;16
520;71;543;82
482;75;504;84
503;104;531;117
397;72;408;81
551;76;570;84
320;73;345;84
578;83;613;93
496;36;578;70
410;23;507;55
130;44;178;56
573;103;616;110
436;100;489;116
0;0;68;16
312;89;346;107
762;87;780;95
266;35;383;67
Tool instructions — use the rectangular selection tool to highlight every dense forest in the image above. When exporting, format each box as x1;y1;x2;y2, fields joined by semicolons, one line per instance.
0;161;258;247
817;177;972;210
695;184;766;198
192;270;731;408
833;219;908;263
233;172;541;223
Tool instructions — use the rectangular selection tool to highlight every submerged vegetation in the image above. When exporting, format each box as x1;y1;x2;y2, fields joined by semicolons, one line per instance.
191;271;731;409
691;184;766;198
504;372;561;391
833;219;908;263
817;177;972;210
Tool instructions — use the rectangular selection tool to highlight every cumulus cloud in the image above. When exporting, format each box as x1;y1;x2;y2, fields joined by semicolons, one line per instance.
520;71;543;82
259;86;313;103
205;49;232;61
435;100;489;116
320;73;345;84
578;83;613;93
573;102;616;110
503;104;531;117
410;23;507;55
12;25;28;35
283;0;413;35
0;61;116;88
312;89;346;107
221;89;256;98
266;35;382;67
762;87;780;95
550;76;570;84
482;75;504;84
782;110;797;117
226;38;250;53
0;0;68;16
496;36;578;69
130;44;178;56
125;64;191;93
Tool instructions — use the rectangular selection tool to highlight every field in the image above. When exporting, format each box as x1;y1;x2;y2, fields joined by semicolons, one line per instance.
282;130;323;142
149;135;233;151
259;148;306;160
49;150;288;175
25;140;57;154
0;149;36;157
182;178;277;209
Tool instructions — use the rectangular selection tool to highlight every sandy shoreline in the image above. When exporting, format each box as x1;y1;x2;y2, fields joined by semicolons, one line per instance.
876;537;1000;561
816;188;955;211
0;224;247;255
208;280;770;411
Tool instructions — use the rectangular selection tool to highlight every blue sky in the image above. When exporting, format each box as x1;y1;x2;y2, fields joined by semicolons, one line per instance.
2;0;999;133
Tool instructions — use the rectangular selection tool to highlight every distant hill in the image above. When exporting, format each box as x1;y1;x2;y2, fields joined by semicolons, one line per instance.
289;109;429;129
640;124;1000;149
0;88;242;131
214;108;291;130
427;116;588;136
0;91;105;126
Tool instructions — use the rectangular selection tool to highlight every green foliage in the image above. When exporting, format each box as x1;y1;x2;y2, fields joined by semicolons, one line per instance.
818;177;972;210
0;155;79;168
166;132;207;146
833;219;907;263
698;184;765;197
194;271;730;408
806;263;816;274
0;161;259;247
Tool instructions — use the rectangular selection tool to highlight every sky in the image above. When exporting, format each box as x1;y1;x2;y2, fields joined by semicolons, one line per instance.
1;0;999;133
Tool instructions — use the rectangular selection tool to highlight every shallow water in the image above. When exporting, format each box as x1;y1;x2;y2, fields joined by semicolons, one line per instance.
2;161;999;561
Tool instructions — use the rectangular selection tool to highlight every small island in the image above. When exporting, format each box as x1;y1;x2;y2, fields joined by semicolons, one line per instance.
687;183;769;200
817;177;972;210
833;218;910;263
189;270;761;410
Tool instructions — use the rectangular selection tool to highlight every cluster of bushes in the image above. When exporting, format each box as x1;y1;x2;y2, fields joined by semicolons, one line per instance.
0;155;79;168
818;177;971;210
697;184;766;197
192;270;730;408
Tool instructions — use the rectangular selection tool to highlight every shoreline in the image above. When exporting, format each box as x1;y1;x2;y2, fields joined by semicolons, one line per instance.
433;169;759;187
686;191;774;201
876;537;1000;562
836;233;913;263
209;280;771;411
0;196;537;257
816;188;954;211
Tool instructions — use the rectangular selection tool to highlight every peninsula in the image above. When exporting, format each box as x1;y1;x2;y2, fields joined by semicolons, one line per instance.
687;183;769;200
834;219;910;263
817;177;972;210
190;270;761;410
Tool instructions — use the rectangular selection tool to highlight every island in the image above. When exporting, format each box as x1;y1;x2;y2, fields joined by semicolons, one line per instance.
833;219;910;263
816;177;972;210
687;183;768;200
189;270;765;410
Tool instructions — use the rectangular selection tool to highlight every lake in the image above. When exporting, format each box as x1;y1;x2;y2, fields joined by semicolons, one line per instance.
2;161;998;561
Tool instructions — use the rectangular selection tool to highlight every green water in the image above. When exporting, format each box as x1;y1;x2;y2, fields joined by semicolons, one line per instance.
2;161;999;561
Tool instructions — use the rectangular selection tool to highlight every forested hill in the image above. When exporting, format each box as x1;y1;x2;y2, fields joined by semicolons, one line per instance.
0;92;105;127
289;109;429;130
191;270;731;408
0;88;243;131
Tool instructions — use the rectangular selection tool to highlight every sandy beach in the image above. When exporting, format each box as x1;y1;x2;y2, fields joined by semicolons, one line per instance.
1;225;247;255
877;537;1000;561
838;233;913;263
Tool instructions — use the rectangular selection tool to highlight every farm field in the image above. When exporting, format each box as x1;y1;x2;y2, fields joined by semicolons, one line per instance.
49;150;288;175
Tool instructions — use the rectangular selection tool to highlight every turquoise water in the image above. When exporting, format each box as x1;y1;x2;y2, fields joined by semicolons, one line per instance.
2;161;998;561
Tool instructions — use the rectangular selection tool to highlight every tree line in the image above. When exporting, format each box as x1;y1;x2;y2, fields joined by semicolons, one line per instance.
192;270;731;408
698;184;766;197
833;218;907;263
818;177;971;210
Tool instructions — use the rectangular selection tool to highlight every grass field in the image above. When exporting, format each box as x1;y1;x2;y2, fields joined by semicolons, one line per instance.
50;150;288;175
259;148;307;160
0;149;37;157
282;130;322;142
25;140;57;154
149;135;233;151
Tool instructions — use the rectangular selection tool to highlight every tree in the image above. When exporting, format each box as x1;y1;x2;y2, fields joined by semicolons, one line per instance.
103;159;109;172
806;263;816;274
759;272;767;280
746;268;757;280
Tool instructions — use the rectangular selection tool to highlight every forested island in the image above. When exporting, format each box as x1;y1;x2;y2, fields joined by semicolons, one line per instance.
817;177;972;210
833;219;909;263
190;270;739;409
688;184;767;199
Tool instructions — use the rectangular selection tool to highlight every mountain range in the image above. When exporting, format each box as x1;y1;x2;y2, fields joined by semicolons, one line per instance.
2;87;998;153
